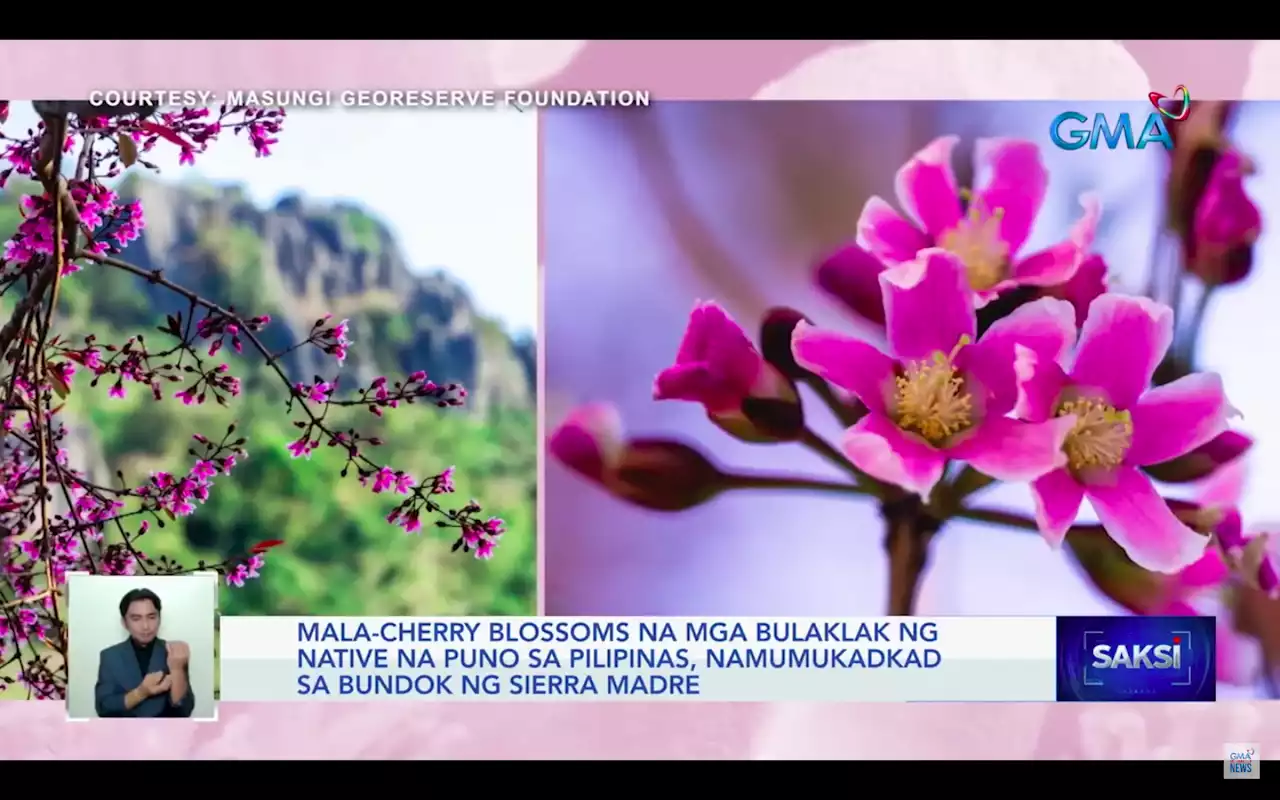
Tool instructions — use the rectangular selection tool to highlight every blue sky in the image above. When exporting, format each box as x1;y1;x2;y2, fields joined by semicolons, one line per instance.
4;103;539;334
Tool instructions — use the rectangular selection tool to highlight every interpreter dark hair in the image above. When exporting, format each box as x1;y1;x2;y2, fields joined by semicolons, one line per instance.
118;588;162;618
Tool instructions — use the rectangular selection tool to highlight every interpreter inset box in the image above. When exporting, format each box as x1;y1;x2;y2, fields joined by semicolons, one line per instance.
65;572;217;721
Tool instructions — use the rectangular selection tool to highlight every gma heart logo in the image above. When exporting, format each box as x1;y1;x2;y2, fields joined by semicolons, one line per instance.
1149;85;1191;122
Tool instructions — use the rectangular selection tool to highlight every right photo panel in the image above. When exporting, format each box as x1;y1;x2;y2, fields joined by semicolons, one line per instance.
541;100;1277;699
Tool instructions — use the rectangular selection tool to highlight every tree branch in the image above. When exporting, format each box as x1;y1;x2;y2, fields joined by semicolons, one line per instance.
881;494;940;616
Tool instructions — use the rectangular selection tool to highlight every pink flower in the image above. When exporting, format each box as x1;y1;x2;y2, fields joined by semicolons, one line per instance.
850;136;1100;306
790;249;1077;498
654;301;776;413
1189;149;1262;287
653;301;797;438
1015;294;1235;573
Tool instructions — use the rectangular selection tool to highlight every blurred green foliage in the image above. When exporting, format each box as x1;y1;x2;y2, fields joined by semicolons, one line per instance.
0;187;536;619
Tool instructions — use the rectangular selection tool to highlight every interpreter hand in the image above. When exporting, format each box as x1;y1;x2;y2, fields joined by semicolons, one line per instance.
166;641;190;670
140;671;171;697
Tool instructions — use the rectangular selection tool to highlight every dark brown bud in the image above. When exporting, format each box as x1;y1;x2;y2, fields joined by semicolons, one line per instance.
741;396;804;442
604;439;727;512
707;369;804;444
759;306;810;380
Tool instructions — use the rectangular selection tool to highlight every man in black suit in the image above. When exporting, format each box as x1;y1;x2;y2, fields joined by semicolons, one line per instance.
94;588;195;718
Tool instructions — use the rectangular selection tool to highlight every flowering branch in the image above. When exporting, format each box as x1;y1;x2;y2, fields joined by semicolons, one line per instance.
0;101;505;699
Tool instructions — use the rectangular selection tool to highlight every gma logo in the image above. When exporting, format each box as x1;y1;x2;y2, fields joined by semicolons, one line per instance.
1049;111;1174;151
1091;642;1182;670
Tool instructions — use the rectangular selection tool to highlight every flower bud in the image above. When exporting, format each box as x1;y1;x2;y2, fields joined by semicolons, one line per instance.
708;369;804;443
549;404;728;512
1144;430;1253;484
1166;101;1236;236
548;403;624;483
814;244;886;326
654;301;806;444
1187;150;1261;287
605;439;727;512
759;307;810;379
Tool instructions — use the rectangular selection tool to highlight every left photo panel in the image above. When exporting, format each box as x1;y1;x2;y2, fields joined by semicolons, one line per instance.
0;100;539;704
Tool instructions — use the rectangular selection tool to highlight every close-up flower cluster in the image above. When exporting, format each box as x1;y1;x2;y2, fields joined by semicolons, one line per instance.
0;100;503;699
550;102;1279;696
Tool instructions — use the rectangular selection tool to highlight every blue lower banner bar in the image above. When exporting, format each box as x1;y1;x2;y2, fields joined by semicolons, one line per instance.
205;615;1218;703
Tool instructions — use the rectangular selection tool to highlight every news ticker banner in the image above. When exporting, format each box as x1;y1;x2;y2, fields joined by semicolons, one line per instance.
217;615;1217;703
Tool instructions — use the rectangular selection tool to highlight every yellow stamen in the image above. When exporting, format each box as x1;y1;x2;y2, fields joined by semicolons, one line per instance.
1056;398;1133;470
894;336;974;444
938;189;1009;291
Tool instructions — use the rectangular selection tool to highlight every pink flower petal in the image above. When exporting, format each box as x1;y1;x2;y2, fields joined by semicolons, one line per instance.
1086;465;1212;573
841;413;947;498
1196;456;1247;510
892;135;963;239
655;301;762;413
814;243;888;325
1054;253;1109;328
1009;193;1102;287
1127;373;1233;466
548;403;624;482
972;138;1049;256
1176;548;1230;591
673;302;757;372
960;297;1076;415
856;195;930;264
1030;468;1085;547
948;415;1073;484
879;249;976;361
790;321;896;414
1013;344;1069;423
1070;294;1174;409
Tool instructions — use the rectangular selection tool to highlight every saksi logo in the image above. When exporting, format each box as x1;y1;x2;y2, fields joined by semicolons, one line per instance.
1090;638;1182;670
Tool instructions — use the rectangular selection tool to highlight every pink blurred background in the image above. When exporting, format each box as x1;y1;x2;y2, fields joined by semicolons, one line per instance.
543;102;1279;705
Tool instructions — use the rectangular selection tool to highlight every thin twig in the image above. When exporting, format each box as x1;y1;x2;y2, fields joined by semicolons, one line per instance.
722;471;1040;533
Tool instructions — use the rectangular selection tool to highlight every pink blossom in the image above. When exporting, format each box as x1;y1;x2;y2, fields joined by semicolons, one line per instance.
368;467;399;494
790;248;1077;498
848;136;1100;307
653;301;796;439
1189;149;1262;287
1015;294;1235;573
432;466;456;494
655;302;773;413
226;555;266;587
295;381;334;404
287;437;315;459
